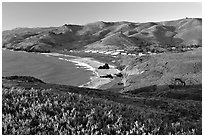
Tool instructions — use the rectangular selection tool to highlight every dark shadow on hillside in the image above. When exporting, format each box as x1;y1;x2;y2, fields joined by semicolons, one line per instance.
3;75;45;84
153;25;184;47
124;84;202;101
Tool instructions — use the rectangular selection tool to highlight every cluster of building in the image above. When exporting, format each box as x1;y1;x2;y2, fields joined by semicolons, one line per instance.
169;46;197;52
68;45;199;58
82;49;156;57
83;49;136;56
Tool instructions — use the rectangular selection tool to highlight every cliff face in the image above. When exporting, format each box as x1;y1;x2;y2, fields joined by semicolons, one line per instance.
2;18;202;52
121;48;202;92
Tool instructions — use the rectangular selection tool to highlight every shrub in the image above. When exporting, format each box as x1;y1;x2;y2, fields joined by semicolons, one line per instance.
2;87;201;135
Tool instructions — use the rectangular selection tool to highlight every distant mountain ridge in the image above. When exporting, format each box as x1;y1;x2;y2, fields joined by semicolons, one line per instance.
2;18;202;52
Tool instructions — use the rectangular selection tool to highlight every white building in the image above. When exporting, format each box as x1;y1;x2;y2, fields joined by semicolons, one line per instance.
116;49;125;52
105;51;112;54
138;53;145;56
104;52;110;55
84;50;91;53
172;47;176;50
111;52;120;55
91;51;98;53
128;53;136;56
121;53;127;55
98;51;105;54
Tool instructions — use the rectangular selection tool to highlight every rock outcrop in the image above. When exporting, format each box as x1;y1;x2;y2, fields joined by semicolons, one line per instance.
98;63;110;69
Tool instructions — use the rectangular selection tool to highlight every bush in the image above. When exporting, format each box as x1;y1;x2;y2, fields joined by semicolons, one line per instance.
2;87;201;135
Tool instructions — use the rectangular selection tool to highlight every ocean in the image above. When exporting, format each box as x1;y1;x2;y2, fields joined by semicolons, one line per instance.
2;50;93;86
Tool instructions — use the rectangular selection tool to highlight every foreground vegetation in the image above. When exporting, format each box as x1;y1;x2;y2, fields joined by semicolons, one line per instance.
2;85;201;135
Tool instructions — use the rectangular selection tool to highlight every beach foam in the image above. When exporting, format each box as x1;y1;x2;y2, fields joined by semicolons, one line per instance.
41;52;64;57
40;52;120;89
40;52;77;58
57;57;96;73
68;59;97;74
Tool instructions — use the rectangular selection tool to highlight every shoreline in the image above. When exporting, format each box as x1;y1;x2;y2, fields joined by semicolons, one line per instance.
40;52;121;89
3;48;121;89
68;58;120;89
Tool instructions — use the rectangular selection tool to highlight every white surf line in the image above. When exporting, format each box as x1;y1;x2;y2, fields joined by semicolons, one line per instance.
40;52;117;69
39;52;96;73
67;59;99;76
57;57;101;88
73;58;121;88
40;52;78;58
57;57;119;89
57;57;99;76
40;52;121;88
40;52;64;57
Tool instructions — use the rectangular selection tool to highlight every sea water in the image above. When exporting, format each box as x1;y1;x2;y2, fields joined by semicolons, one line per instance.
2;49;93;86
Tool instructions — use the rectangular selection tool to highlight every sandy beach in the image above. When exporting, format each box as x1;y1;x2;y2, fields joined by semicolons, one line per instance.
68;57;121;89
39;52;121;89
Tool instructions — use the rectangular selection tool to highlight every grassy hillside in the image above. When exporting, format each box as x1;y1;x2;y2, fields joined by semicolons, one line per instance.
119;48;202;92
86;32;136;50
2;18;201;52
2;76;202;135
2;18;202;135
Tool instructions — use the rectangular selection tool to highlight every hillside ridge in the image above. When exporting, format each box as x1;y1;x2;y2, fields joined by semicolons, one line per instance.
2;18;202;52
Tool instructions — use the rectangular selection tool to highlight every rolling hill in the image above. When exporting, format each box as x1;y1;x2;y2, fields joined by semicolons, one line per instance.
119;47;202;92
2;18;202;95
85;32;136;50
2;18;202;135
2;18;202;52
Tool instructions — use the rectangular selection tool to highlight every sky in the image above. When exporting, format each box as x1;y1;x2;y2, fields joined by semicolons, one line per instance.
2;2;202;30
